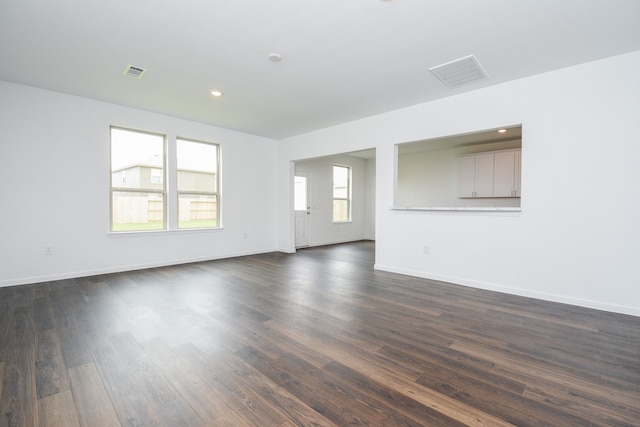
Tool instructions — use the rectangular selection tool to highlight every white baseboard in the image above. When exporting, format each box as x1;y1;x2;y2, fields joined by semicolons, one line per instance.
374;264;640;318
306;236;368;248
0;248;277;288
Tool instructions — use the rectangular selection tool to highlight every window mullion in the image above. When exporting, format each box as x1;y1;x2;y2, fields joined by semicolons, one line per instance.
166;133;177;230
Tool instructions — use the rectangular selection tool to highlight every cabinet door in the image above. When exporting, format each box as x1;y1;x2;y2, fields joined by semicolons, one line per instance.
514;149;521;197
494;150;516;197
474;153;494;197
457;156;476;197
494;149;521;197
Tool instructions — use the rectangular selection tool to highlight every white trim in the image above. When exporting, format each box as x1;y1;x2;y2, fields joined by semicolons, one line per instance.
0;246;274;288
391;206;521;212
108;226;224;238
297;237;366;250
374;264;640;318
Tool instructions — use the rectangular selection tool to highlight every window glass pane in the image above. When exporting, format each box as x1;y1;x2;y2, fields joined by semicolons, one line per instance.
294;176;307;211
333;199;349;222
111;128;165;231
112;191;164;231
178;194;218;229
333;165;351;222
177;139;217;192
111;128;164;190
333;165;349;198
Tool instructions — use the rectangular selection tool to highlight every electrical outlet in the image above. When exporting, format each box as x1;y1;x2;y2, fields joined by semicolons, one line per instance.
44;246;54;255
423;245;430;254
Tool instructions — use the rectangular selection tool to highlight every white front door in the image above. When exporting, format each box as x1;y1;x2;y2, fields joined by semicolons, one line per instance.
294;173;310;247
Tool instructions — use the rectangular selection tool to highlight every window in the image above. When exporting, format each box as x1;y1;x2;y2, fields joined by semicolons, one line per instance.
110;127;165;231
294;175;308;211
110;127;221;232
333;165;351;222
150;168;162;184
177;138;219;229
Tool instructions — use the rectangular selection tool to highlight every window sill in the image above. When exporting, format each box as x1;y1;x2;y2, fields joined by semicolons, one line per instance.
108;227;224;237
391;207;521;212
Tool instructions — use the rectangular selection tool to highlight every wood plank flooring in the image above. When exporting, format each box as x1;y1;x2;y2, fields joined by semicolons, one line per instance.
1;241;639;426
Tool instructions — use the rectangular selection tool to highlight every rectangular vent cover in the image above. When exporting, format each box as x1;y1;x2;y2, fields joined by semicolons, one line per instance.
429;55;488;88
123;65;147;79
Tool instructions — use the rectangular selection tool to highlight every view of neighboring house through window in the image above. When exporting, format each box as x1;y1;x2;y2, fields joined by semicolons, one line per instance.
177;138;219;229
333;165;351;222
110;127;165;231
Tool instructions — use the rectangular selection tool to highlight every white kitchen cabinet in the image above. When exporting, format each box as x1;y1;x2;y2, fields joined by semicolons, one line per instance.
457;155;476;198
494;149;521;197
458;149;521;198
457;153;494;197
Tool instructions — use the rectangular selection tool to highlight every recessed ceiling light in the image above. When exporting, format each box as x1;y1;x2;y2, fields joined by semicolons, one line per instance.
210;90;223;97
498;129;507;133
268;53;282;62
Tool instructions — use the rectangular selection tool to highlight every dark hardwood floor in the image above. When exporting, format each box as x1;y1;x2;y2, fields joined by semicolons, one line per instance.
1;241;639;426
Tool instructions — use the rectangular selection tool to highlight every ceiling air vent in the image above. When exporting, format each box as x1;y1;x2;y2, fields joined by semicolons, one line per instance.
429;55;488;88
122;65;147;79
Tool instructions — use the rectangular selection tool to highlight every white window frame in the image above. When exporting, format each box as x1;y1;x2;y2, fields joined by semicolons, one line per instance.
176;137;220;230
110;126;223;233
110;126;166;232
333;164;352;223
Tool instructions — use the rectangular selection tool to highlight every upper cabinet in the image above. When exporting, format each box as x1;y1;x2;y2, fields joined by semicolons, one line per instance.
458;149;521;198
457;152;494;198
494;149;521;197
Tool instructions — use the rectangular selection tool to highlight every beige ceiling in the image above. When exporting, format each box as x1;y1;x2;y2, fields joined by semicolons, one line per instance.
1;0;639;139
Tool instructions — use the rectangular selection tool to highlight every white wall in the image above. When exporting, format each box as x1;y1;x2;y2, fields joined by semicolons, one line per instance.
0;81;279;286
364;157;376;240
294;154;369;246
278;50;640;316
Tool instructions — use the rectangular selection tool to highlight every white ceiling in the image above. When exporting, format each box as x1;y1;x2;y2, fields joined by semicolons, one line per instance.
1;0;639;140
399;125;522;154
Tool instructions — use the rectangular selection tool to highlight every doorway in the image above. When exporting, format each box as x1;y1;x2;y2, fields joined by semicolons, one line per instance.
292;150;376;250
